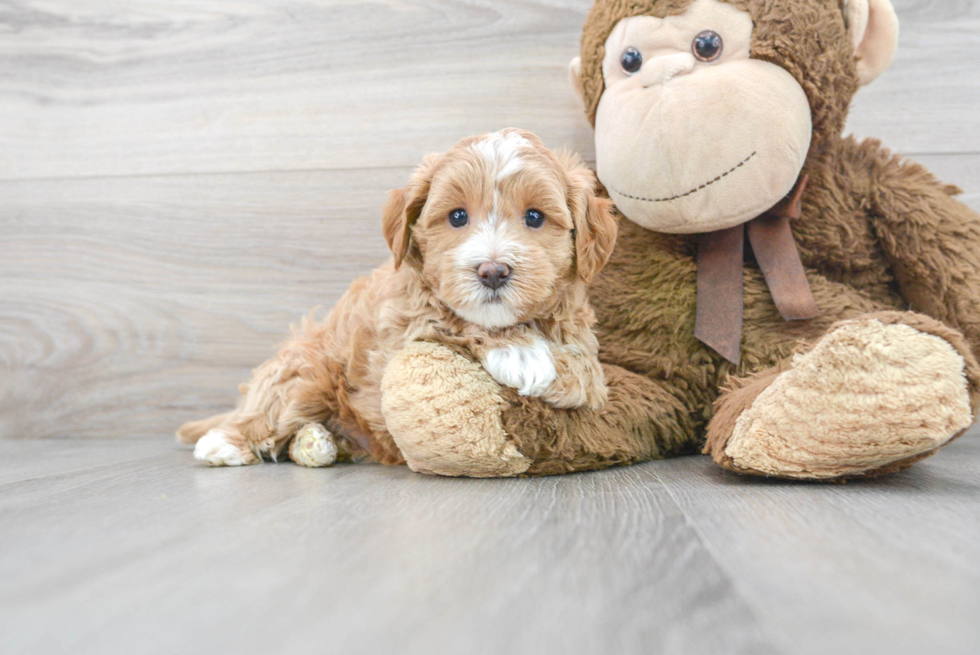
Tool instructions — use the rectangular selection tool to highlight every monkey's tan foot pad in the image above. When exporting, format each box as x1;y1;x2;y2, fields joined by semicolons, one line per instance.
289;423;339;468
723;318;974;480
194;429;261;467
381;341;530;478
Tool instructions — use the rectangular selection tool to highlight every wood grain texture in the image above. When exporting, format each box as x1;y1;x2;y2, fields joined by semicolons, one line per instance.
845;0;980;154
0;0;978;182
0;169;403;439
1;430;978;654
653;432;980;655
0;0;597;180
0;441;777;655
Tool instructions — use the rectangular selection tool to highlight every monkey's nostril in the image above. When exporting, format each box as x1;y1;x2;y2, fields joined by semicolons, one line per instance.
477;262;511;290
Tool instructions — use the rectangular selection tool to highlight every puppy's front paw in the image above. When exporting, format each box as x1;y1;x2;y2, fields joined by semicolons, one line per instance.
482;339;556;397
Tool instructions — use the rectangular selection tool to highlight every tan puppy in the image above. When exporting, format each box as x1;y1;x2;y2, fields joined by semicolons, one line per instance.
177;129;618;468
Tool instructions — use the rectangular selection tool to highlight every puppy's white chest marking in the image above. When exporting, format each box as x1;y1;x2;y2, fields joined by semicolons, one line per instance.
194;429;246;467
482;338;556;397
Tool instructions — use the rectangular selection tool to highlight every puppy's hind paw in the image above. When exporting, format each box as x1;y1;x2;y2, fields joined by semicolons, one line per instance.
289;423;339;468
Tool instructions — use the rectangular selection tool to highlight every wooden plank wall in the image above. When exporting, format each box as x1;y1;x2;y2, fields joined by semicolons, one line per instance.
2;0;979;440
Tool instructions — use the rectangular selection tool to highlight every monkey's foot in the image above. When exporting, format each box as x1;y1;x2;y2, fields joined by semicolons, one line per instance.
381;342;530;478
706;313;977;480
289;423;339;468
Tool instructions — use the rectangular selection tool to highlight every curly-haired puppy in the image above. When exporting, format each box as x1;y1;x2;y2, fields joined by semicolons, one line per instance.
178;129;618;468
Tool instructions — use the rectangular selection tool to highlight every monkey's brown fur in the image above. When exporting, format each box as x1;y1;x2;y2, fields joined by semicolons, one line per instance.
380;0;980;480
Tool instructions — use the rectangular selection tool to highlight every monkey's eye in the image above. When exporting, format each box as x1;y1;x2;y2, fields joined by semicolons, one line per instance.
448;209;469;228
524;209;545;229
620;47;643;75
692;30;723;62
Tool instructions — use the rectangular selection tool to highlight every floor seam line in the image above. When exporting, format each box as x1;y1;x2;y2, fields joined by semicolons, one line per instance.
650;463;793;654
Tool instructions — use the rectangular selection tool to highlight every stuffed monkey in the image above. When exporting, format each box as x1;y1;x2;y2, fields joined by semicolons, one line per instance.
380;0;980;480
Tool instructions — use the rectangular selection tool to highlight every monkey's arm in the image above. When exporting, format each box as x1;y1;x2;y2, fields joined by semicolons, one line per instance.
867;150;980;358
380;341;699;477
502;362;698;476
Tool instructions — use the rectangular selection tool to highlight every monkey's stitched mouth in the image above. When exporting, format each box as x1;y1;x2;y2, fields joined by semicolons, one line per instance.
610;151;757;203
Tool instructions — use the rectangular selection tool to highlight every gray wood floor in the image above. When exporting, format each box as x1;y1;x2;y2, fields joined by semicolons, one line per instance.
3;1;980;653
2;430;979;655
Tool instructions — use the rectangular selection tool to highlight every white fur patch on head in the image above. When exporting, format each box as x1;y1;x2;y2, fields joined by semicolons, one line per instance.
194;429;247;467
471;130;531;181
482;338;557;397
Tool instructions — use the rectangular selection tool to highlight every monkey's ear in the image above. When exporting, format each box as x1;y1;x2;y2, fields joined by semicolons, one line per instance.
846;0;899;86
382;153;440;269
559;152;618;284
568;56;584;101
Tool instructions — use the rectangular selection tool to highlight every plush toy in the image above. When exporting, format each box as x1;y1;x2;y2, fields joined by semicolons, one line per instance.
379;0;980;480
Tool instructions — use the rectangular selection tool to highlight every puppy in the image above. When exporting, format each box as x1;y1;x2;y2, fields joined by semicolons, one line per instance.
178;129;618;468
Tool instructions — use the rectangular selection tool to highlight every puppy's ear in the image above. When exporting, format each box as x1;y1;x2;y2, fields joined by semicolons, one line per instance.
560;152;618;284
382;153;441;269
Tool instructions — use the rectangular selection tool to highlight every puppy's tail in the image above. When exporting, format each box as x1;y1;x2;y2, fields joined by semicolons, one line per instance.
176;412;232;444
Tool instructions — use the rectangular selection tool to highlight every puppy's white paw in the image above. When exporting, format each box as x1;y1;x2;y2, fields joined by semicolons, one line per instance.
194;429;248;467
482;339;556;397
290;423;338;468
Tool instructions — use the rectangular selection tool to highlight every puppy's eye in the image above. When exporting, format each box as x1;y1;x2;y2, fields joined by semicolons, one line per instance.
448;209;469;228
524;209;545;229
621;47;643;75
692;30;723;62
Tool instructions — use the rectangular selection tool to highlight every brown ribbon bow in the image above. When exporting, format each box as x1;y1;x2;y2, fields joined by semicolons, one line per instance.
694;176;819;365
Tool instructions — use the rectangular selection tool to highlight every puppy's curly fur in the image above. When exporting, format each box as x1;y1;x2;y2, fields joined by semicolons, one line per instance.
177;130;618;467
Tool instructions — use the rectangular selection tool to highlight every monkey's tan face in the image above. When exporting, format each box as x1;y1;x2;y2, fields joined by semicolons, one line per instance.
593;0;812;234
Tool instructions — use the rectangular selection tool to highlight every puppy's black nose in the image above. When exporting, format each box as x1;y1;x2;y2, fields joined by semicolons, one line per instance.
477;262;511;290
